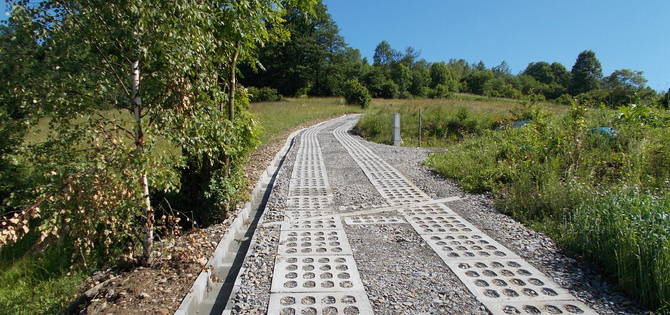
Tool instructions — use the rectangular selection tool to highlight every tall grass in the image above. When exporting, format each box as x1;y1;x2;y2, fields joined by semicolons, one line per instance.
250;97;362;144
355;103;499;147
0;235;85;314
357;94;566;147
564;190;670;310
423;103;670;310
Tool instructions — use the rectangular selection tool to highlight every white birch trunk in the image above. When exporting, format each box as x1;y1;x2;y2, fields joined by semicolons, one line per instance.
131;60;153;262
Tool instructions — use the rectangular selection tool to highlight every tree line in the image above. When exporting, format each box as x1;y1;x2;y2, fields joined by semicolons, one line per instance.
242;2;669;108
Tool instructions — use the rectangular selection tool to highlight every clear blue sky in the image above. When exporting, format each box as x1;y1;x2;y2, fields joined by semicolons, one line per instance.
323;0;670;92
2;1;668;91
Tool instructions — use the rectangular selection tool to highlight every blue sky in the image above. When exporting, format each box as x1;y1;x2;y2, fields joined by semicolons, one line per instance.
2;1;668;91
324;0;670;92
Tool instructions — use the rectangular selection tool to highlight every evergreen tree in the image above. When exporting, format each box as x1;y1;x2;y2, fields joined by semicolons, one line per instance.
570;50;603;95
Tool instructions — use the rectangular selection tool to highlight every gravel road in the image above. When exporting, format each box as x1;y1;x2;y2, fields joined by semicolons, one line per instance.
227;115;647;315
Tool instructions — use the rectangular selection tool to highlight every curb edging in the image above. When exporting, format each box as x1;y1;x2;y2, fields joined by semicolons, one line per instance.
174;126;306;315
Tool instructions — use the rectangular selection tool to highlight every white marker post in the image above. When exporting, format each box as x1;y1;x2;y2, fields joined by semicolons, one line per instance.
392;113;401;146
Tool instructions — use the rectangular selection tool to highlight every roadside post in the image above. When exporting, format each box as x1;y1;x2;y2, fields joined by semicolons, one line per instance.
392;113;401;146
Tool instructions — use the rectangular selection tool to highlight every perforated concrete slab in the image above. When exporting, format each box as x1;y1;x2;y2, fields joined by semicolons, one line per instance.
282;210;337;220
288;187;330;196
486;299;597;315
398;203;456;216
268;292;374;315
446;259;574;304
289;178;328;188
280;217;343;231
344;215;404;225
422;233;520;260
271;255;365;293
379;186;427;198
405;214;480;234
278;230;352;256
287;196;333;210
290;169;329;179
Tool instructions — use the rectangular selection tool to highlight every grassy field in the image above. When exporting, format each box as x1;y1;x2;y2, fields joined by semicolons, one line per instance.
356;95;670;310
250;97;362;144
356;93;563;147
0;240;84;314
371;93;567;115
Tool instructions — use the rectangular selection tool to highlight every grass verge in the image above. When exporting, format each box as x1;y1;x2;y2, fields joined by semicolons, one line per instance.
250;97;362;144
422;103;670;310
0;235;85;314
356;94;563;147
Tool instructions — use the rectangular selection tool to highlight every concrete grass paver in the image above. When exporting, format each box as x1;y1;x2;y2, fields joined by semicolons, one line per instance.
228;115;641;314
332;116;598;315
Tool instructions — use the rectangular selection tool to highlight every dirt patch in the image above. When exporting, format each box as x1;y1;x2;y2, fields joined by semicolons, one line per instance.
81;116;342;314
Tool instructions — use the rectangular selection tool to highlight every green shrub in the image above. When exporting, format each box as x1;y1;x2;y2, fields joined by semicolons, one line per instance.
483;78;522;99
576;89;610;107
343;80;371;108
247;86;282;102
556;93;574;105
398;91;413;99
430;84;453;99
379;81;399;99
162;92;259;226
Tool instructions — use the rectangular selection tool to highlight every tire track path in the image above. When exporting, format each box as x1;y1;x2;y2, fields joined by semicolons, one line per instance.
332;117;597;315
268;118;374;314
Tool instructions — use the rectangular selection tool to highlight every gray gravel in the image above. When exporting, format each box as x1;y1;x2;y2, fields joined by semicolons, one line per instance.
229;115;648;315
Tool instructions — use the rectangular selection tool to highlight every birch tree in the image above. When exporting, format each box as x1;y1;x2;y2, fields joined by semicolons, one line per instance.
1;0;314;264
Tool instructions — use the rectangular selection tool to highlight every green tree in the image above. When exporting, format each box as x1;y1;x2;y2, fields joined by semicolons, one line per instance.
379;81;399;99
325;47;367;96
570;50;603;95
483;78;522;99
0;7;43;215
448;58;472;79
361;66;389;98
603;69;647;91
492;61;511;77
409;66;430;96
373;40;400;66
390;63;412;92
463;70;495;95
661;89;670;109
429;62;458;91
399;46;420;67
602;69;650;106
1;0;312;264
241;1;344;96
